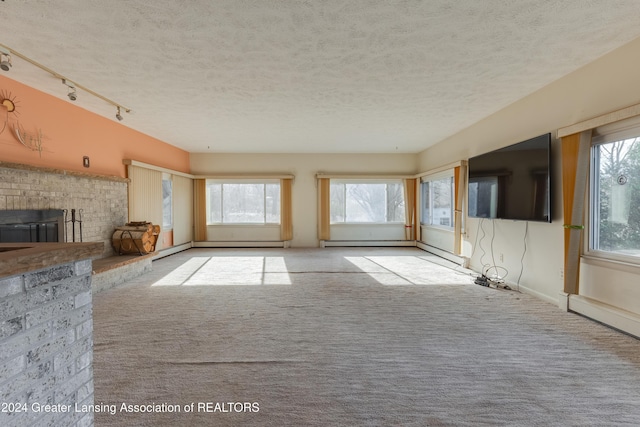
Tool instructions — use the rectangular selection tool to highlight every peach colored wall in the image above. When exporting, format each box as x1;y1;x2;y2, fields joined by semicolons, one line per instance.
0;75;189;177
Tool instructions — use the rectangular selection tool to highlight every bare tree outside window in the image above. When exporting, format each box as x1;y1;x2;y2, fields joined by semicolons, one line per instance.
347;183;386;222
208;183;222;224
330;181;405;223
330;182;346;223
222;183;264;223
205;181;281;224
387;183;405;222
265;183;280;224
592;137;640;257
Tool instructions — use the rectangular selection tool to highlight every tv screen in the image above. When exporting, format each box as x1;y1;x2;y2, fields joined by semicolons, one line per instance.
468;133;551;222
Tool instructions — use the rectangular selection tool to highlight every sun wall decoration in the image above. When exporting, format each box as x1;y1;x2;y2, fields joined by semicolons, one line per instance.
0;89;18;133
0;89;46;156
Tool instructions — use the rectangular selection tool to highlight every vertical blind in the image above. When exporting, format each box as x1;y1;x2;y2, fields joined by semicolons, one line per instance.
281;178;293;241
403;178;416;240
317;178;331;240
193;179;207;241
127;165;163;227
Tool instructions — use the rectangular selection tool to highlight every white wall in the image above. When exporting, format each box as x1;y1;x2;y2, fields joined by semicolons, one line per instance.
417;36;640;310
463;217;563;304
190;153;418;247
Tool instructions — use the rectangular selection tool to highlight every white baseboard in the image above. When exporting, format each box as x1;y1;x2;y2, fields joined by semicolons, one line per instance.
192;241;286;248
568;295;640;338
510;281;558;306
321;240;416;247
152;242;192;260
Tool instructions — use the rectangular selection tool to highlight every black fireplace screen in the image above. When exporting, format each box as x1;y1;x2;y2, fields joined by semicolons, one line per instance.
0;210;65;243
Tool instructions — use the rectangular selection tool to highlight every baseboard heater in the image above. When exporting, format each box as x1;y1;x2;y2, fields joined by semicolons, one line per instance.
568;294;640;339
152;242;193;260
416;241;467;266
192;241;287;248
321;240;416;248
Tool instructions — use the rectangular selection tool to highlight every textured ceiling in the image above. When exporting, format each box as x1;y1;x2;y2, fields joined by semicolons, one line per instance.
2;0;640;154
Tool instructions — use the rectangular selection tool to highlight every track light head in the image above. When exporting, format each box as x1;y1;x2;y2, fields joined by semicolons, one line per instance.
63;79;77;101
0;47;11;71
115;106;123;121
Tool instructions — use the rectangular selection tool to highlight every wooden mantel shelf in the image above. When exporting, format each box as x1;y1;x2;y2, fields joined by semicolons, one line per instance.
0;161;129;183
0;242;104;279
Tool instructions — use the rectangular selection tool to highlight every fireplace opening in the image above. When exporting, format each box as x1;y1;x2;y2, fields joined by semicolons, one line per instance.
0;210;65;243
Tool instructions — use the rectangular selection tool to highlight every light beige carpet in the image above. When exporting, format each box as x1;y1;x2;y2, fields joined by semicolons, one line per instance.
93;248;640;426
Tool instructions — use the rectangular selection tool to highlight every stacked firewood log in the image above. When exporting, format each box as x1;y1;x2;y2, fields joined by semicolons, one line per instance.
112;222;160;254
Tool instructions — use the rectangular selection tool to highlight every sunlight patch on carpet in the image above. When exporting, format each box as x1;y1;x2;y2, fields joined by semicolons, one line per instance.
152;256;292;286
345;255;472;286
150;257;210;286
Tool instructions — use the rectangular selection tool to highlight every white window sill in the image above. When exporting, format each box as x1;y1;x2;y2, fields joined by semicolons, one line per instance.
420;224;455;232
207;224;281;228
582;252;640;273
330;222;405;226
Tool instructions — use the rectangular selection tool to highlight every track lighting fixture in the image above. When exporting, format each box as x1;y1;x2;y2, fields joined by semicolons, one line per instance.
0;43;132;117
63;79;77;101
0;47;11;71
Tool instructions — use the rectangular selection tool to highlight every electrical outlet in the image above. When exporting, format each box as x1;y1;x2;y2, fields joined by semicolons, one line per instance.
499;253;504;262
559;269;564;279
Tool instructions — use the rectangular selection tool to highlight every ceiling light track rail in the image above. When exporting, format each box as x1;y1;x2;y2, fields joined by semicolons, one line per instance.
0;43;132;120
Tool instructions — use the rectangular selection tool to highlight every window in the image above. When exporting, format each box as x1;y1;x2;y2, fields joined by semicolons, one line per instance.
206;180;280;224
330;180;405;223
421;174;454;229
590;136;640;259
162;174;173;230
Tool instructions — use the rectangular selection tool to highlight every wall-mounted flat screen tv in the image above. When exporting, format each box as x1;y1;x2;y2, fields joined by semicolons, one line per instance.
468;133;551;223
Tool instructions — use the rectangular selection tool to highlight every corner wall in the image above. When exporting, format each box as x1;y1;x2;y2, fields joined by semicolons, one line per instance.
417;36;640;306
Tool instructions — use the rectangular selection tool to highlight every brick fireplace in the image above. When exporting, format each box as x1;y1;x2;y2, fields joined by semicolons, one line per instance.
0;163;128;258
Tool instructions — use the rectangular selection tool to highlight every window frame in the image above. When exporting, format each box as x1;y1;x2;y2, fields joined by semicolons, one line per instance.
586;120;640;265
329;179;406;225
205;179;281;226
420;170;455;231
